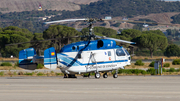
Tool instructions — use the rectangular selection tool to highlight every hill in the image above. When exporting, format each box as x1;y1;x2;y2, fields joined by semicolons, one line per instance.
1;0;180;33
0;0;100;13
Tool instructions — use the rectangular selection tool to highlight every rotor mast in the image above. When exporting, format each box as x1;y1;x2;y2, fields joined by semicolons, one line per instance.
86;18;102;40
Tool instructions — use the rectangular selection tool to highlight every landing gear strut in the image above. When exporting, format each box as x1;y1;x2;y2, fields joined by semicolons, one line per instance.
113;70;118;78
103;73;108;78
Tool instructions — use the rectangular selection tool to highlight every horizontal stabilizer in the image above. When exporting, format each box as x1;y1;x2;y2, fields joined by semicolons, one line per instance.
19;48;37;70
44;47;57;70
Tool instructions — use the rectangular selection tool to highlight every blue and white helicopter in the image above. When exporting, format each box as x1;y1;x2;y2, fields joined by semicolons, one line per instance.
18;18;135;79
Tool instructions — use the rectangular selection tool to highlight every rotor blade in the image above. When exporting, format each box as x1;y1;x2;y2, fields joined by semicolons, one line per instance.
114;19;180;26
5;36;80;46
95;35;136;44
44;18;87;24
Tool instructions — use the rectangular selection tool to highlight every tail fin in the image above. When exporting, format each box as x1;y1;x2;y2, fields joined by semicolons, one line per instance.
44;47;57;70
19;48;37;70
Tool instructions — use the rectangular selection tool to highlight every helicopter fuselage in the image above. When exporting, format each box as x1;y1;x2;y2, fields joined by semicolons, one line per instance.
57;39;131;74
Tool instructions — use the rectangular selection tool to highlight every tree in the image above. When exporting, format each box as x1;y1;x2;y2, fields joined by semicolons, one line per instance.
31;33;46;56
133;24;143;31
164;44;180;57
0;26;33;57
119;29;142;41
143;30;165;36
137;33;168;58
43;25;81;52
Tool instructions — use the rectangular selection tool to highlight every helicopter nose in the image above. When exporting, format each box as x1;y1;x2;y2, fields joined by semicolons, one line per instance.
129;56;131;60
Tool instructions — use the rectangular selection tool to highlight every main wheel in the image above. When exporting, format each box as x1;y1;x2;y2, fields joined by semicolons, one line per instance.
64;74;67;78
95;73;101;79
103;73;108;78
113;73;118;78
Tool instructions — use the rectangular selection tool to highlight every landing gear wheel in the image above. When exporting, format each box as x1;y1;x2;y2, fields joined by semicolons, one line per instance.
95;73;101;79
64;74;67;78
88;73;91;78
103;73;108;78
68;74;77;78
113;73;118;78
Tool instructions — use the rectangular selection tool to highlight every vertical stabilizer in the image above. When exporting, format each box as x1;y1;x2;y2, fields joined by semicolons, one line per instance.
44;47;57;70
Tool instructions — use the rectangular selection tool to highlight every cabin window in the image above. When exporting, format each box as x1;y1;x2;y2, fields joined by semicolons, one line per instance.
108;51;111;56
72;46;76;50
116;49;125;56
97;40;103;48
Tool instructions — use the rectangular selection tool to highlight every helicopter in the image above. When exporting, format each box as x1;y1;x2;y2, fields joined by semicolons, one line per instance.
17;18;135;79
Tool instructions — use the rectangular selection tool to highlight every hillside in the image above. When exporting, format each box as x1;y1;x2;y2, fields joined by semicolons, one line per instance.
1;0;180;33
0;0;100;13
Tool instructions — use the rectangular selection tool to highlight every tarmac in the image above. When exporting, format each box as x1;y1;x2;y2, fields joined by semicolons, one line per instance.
0;76;180;101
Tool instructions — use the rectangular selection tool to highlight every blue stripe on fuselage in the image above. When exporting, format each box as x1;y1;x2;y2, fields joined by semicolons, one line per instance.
57;53;128;67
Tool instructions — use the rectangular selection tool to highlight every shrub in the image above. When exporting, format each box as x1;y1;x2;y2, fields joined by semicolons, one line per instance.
146;68;156;75
118;69;146;75
83;73;90;77
163;63;170;67
0;71;4;76
18;71;24;75
176;68;180;72
56;73;63;76
141;70;147;75
172;59;180;65
24;72;34;76
14;61;19;67
162;68;166;72
0;62;12;66
133;69;146;75
37;72;45;76
169;68;176;72
118;69;132;74
149;61;155;67
135;60;144;66
51;71;54;73
36;63;44;69
13;72;17;75
118;69;124;74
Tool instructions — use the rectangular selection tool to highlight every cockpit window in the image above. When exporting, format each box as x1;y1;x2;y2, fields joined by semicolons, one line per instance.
125;49;130;55
116;49;125;56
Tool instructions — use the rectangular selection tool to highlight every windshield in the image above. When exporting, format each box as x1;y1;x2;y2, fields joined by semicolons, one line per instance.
124;49;130;55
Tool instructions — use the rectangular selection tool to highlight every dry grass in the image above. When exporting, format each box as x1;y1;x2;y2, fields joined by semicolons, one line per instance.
0;66;23;70
0;0;100;13
125;61;180;69
0;58;18;61
131;56;180;60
